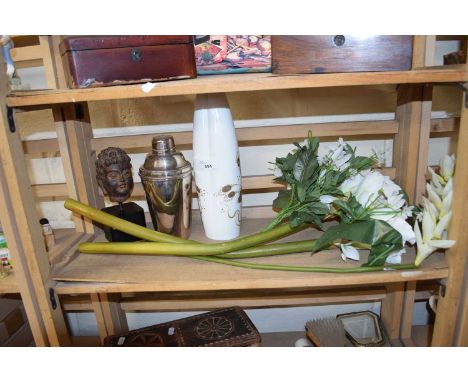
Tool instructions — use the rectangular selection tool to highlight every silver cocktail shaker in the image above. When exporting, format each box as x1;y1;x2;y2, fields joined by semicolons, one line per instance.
139;136;193;239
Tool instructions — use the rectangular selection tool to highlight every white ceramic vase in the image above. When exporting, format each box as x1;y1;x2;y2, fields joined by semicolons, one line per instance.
193;93;242;240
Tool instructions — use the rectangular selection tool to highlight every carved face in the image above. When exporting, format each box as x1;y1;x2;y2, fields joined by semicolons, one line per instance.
99;162;134;203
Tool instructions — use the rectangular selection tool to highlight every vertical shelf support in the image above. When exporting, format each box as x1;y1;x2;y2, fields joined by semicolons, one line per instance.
91;293;128;344
432;91;468;346
382;36;435;344
0;51;70;346
54;103;104;234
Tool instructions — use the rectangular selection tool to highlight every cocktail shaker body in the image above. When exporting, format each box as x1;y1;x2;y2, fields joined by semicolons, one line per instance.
139;136;192;239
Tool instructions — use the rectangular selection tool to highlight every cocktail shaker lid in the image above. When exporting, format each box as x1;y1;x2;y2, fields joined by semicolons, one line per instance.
139;135;192;179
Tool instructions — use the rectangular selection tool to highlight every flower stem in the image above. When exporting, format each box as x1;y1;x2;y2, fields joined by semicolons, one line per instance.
216;239;317;259
64;199;192;244
79;221;303;256
191;256;419;273
67;198;307;256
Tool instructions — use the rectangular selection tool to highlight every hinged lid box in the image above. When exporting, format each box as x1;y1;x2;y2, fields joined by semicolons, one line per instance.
60;35;196;88
272;35;413;74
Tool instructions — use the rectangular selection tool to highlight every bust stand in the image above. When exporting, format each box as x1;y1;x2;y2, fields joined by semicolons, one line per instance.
100;202;146;242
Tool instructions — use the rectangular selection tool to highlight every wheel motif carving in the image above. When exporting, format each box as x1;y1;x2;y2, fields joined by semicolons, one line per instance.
195;316;234;340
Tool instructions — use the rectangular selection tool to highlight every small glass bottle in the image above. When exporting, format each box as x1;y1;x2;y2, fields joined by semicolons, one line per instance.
39;218;55;251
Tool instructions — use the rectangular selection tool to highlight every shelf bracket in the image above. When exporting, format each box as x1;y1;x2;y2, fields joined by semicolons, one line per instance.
6;106;15;133
74;103;84;120
49;287;57;310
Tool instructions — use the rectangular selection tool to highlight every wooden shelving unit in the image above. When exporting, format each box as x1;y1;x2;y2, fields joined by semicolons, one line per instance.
1;36;467;346
7;66;468;107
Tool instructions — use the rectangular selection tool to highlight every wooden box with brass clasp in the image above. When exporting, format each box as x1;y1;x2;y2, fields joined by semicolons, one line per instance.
271;35;413;74
60;35;196;88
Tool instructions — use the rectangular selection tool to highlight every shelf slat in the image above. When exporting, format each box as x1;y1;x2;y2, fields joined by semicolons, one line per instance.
7;66;468;108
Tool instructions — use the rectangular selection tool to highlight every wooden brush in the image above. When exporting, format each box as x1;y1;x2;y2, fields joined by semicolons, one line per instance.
305;317;351;347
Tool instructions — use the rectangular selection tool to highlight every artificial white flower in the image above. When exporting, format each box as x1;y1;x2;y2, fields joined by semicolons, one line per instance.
353;171;386;207
387;216;416;245
422;206;437;242
414;156;457;266
440;154;455;182
421;197;438;221
386;249;405;264
440;190;452;218
319;195;337;205
338;169;415;264
339;173;363;196
428;167;444;195
320;138;352;171
273;167;283;178
426;183;442;211
432;211;452;239
442;178;453;198
340;243;360;261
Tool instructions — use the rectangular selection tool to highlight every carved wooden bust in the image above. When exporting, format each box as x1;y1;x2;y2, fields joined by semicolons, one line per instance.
96;147;134;203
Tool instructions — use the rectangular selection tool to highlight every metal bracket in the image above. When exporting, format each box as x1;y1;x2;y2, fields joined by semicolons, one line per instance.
74;103;84;120
49;287;57;310
438;278;447;298
6;106;15;133
456;83;468;108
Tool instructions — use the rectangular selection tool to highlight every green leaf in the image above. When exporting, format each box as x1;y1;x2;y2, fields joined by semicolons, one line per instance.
349;156;376;172
273;190;292;211
312;220;403;266
297;183;306;202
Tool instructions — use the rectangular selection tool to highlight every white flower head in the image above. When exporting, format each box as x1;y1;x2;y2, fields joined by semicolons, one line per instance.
387;216;416;246
320;195;337;205
426;183;442;211
386;249;405;264
320;138;352;171
440;154;455;182
273;167;283;178
339;173;364;196
340;243;360;261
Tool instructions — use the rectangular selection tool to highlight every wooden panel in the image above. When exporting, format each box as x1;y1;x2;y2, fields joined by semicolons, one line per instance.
22;138;59;154
20;117;458;156
0;271;19;294
54;104;104;233
51;35;68;89
10;45;44;62
91;120;399;151
90;293;128;344
61;287;386;311
432;93;468;346
39;36;59;89
400;281;417;341
31;183;68;199
0;55;70;346
7;67;468;108
120;288;387;312
381;283;405;341
31;168;397;200
394;84;433;204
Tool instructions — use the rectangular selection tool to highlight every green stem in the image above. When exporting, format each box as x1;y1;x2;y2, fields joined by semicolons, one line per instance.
192;256;419;273
79;220;303;256
217;240;317;259
65;199;192;244
66;198;304;255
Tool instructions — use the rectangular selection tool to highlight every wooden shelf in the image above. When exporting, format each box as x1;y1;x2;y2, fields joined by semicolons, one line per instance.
0;270;19;294
51;217;448;295
7;66;468;107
